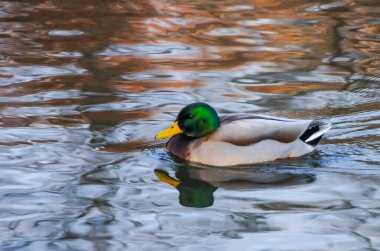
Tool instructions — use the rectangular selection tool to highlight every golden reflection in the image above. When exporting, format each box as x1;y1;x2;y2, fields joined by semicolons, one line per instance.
2;0;379;131
112;80;203;93
57;109;151;126
244;82;345;95
100;140;165;153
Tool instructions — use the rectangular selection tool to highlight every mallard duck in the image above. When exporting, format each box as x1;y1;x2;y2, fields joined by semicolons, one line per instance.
155;102;332;166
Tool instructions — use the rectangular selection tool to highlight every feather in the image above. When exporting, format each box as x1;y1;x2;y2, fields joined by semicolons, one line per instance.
305;123;332;143
214;115;312;145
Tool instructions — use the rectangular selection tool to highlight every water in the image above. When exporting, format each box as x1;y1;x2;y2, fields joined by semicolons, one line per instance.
0;0;379;250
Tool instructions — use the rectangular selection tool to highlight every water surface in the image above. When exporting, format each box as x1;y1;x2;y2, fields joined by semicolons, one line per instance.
0;0;379;250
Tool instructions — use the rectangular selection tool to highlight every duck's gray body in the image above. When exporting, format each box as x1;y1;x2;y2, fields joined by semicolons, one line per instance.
167;114;332;166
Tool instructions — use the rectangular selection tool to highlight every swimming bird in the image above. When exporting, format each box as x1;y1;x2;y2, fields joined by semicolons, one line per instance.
155;102;332;166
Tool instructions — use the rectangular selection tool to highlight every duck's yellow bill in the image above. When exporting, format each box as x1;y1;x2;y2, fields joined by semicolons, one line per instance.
155;121;183;139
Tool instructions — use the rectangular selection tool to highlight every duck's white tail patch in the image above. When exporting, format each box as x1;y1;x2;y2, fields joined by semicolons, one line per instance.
305;123;332;143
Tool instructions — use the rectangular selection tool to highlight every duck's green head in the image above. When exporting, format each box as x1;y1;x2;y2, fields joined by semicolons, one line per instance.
155;102;220;139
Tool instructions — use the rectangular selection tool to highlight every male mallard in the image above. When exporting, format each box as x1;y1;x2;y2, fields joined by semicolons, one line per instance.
155;102;332;166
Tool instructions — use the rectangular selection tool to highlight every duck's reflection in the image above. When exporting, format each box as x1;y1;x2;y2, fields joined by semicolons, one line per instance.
155;166;315;208
155;169;217;208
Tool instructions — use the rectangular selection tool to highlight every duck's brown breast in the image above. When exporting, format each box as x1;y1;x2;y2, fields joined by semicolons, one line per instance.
166;134;196;160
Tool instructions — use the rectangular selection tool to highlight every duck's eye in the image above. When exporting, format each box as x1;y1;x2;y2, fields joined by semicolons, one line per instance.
187;114;193;119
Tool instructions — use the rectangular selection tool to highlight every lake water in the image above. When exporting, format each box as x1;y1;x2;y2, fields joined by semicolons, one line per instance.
0;0;379;250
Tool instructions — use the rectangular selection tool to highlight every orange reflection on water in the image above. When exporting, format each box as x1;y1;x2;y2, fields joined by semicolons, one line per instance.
113;80;203;93
244;82;345;95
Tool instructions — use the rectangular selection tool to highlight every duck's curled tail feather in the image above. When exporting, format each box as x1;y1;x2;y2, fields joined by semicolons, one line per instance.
299;120;332;146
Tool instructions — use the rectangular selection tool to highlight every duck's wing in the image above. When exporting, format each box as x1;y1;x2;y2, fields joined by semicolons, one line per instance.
187;114;331;166
215;114;329;145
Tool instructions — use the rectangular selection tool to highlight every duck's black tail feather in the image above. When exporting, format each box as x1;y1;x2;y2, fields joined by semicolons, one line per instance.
299;120;332;146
